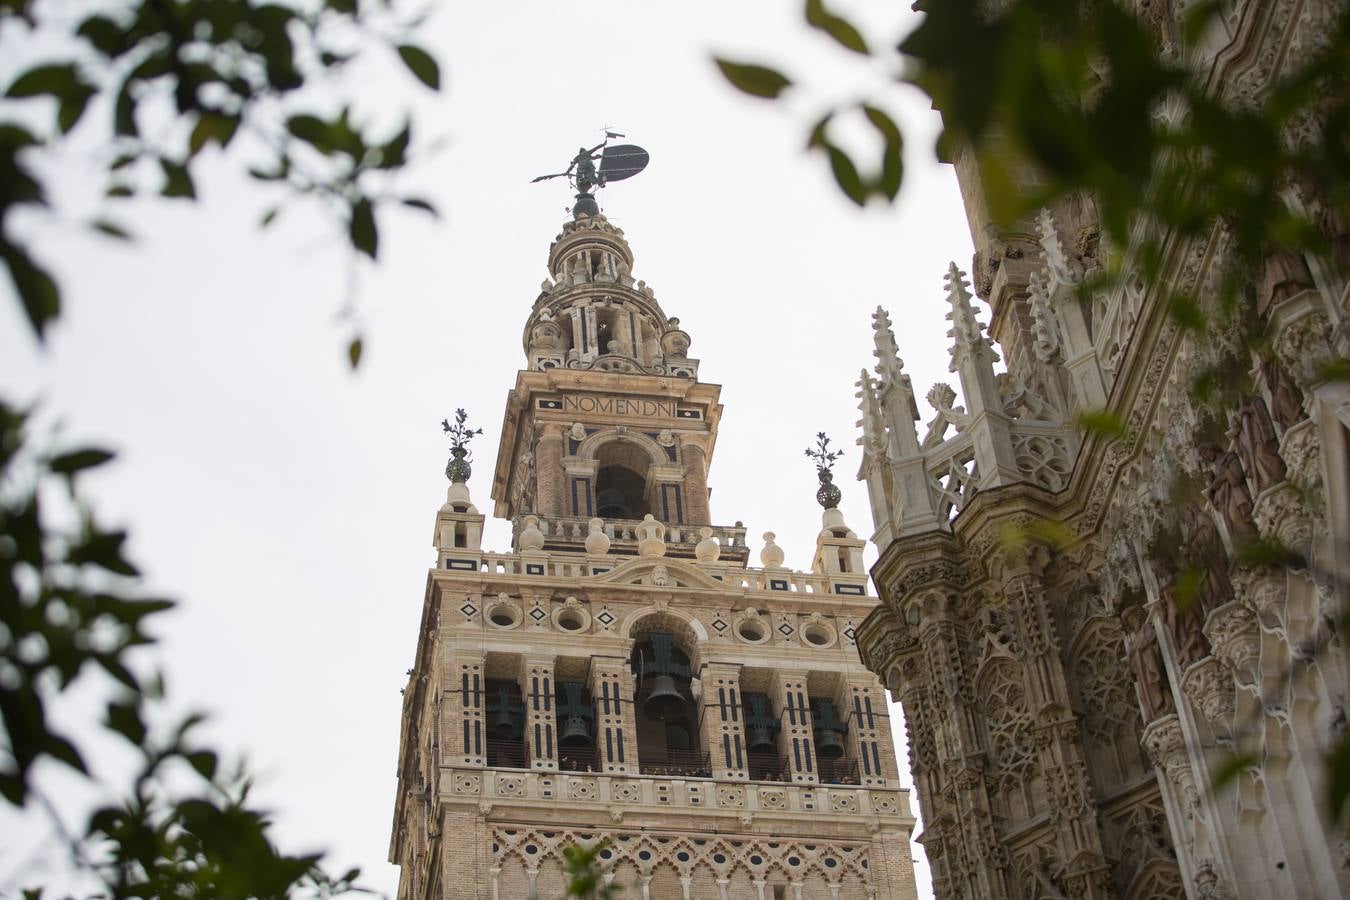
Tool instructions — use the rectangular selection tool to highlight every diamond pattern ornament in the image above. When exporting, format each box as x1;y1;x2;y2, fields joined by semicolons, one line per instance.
596;609;615;627
778;622;794;638
461;602;478;620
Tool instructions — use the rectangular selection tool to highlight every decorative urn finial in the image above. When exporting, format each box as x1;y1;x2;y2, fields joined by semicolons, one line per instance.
441;409;483;483
805;432;844;510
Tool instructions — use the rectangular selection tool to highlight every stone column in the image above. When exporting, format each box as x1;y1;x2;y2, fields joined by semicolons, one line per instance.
589;657;639;775
681;441;711;525
444;652;487;767
918;599;1013;899
521;655;557;772
1004;563;1113;897
773;670;818;785
699;662;747;780
535;424;566;518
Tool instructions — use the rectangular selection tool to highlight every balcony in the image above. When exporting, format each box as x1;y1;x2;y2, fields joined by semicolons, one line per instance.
818;757;860;786
486;738;529;769
558;745;600;773
638;749;711;779
514;515;748;560
747;752;791;782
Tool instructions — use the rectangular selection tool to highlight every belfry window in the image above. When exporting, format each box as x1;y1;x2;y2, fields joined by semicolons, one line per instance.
631;633;709;778
594;441;651;520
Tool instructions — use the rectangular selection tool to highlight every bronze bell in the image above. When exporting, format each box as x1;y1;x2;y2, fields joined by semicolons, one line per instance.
746;725;776;754
642;673;687;720
596;487;632;519
814;728;846;760
489;709;517;740
559;715;592;747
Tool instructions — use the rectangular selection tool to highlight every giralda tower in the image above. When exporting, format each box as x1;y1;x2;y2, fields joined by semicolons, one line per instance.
389;149;919;899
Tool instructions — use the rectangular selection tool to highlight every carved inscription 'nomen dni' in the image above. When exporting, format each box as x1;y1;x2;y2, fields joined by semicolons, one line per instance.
562;394;678;418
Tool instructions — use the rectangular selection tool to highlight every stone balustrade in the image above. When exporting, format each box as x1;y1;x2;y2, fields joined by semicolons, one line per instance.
514;514;748;552
445;765;909;821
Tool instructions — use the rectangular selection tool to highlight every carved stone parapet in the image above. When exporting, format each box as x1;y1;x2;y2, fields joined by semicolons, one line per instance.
1180;657;1235;734
1142;714;1200;816
1203;601;1260;687
1252;481;1314;559
1232;565;1288;633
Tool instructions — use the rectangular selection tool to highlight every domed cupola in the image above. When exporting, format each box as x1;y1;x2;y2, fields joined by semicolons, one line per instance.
523;212;699;380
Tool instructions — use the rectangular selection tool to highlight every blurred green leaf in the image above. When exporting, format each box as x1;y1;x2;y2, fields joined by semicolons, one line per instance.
805;0;868;55
348;337;363;369
349;198;377;259
714;59;792;99
49;448;115;472
827;146;865;205
1076;409;1128;440
159;159;195;199
397;44;441;90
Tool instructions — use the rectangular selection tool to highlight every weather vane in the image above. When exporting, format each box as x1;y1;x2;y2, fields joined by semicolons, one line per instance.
805;432;844;510
442;409;483;483
531;129;650;217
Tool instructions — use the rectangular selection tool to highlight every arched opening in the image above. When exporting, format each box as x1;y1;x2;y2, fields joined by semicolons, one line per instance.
484;679;526;768
630;633;708;777
594;441;653;520
556;681;597;772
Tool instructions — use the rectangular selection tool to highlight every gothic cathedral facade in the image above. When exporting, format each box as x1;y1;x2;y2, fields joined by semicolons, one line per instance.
852;2;1350;898
389;210;919;898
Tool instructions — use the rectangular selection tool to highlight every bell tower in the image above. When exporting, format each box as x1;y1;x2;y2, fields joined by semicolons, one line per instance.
390;170;919;899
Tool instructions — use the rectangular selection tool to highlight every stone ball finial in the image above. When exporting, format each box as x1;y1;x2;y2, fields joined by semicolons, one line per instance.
760;532;785;569
519;515;545;552
585;517;611;555
636;513;667;558
694;526;720;563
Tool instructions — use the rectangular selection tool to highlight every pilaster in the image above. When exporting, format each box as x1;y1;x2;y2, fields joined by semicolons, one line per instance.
699;662;748;780
445;652;487;767
773;670;818;785
588;656;639;775
521;655;557;772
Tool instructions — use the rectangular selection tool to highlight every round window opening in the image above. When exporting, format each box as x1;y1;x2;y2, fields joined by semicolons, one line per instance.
803;624;833;646
487;604;519;628
738;620;766;642
557;612;584;631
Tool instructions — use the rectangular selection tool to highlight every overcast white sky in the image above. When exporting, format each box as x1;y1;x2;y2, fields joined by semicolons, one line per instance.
2;2;976;897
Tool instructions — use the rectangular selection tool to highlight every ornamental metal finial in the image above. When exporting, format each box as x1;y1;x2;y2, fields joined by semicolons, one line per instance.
805;432;844;509
441;409;483;483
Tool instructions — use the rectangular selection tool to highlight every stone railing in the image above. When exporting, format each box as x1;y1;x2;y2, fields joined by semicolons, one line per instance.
442;765;911;821
515;514;747;551
447;550;871;597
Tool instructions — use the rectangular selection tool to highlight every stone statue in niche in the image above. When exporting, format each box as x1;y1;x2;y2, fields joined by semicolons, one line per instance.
1152;556;1210;667
1123;605;1173;722
1229;398;1286;495
1260;355;1306;433
1258;248;1314;318
1199;441;1257;539
1182;501;1233;615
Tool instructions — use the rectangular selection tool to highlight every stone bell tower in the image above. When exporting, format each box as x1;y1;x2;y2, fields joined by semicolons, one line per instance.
389;195;919;899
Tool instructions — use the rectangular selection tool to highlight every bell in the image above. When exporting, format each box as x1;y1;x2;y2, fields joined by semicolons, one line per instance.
814;728;846;760
642;673;687;720
489;709;517;740
596;487;632;520
559;715;592;747
747;726;776;754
